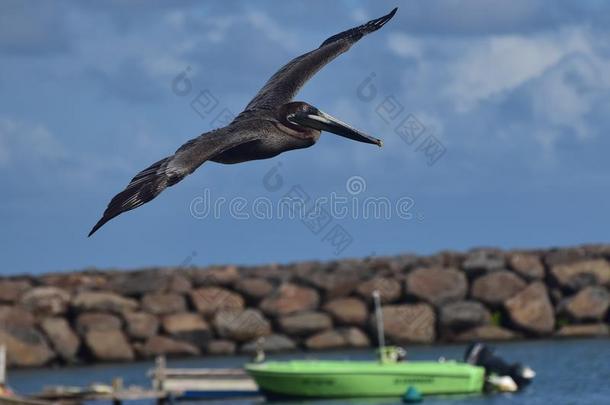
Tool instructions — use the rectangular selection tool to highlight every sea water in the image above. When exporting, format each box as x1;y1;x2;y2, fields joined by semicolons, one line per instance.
7;338;610;405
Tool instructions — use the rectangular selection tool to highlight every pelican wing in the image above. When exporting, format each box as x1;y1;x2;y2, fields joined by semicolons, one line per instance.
243;8;397;111
88;127;263;236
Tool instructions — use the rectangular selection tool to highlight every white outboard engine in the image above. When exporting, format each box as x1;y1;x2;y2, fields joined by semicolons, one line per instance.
464;342;535;392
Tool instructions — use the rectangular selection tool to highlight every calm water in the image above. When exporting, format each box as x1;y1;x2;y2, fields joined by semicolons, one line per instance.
7;339;609;405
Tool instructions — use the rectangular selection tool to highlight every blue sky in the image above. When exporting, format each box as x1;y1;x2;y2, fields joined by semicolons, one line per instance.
1;0;610;275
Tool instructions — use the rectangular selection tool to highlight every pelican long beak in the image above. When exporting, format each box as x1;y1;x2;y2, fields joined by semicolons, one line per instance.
290;109;383;147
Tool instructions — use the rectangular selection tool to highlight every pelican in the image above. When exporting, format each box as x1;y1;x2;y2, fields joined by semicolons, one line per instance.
89;8;397;236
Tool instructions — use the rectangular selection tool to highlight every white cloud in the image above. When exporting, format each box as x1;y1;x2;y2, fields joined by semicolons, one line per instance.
387;33;422;59
0;117;67;168
444;27;592;112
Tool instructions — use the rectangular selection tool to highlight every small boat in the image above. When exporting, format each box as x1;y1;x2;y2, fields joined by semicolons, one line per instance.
246;291;486;399
246;356;485;398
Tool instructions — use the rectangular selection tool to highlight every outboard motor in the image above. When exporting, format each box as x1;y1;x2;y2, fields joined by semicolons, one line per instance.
464;342;535;392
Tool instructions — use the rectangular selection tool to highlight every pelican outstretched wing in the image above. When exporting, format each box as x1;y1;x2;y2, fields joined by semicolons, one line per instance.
243;7;397;111
88;127;263;236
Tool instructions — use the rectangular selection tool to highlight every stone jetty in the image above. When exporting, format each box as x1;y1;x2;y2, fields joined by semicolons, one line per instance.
0;244;608;367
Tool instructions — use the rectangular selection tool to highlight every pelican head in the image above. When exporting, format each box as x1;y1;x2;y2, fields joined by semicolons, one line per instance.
279;101;383;147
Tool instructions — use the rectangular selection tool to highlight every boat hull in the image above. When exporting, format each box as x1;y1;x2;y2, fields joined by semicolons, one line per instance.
246;361;485;398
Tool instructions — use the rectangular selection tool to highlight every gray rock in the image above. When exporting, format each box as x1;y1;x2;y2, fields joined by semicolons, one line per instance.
72;291;138;314
323;297;368;326
206;339;236;355
190;287;245;316
440;300;491;332
406;267;467;306
371;304;436;344
138;335;200;358
260;283;319;317
0;325;56;367
0;279;31;303
235;277;274;300
141;292;187;315
455;325;518;342
356;277;402;304
76;312;122;335
550;259;610;290
40;317;80;362
305;330;346;350
20;286;70;316
109;269;170;297
123;312;159;339
84;330;134;361
505;282;555;335
279;311;332;337
191;266;239;287
508;253;545;280
462;249;505;275
162;312;211;348
470;270;526;305
561;286;609;321
556;323;609;337
240;334;296;353
214;309;271;342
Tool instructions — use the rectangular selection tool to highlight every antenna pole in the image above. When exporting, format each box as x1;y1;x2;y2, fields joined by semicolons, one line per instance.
373;290;385;355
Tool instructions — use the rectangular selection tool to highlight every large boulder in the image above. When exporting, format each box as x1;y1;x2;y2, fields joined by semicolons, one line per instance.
76;312;122;335
556;323;609;337
0;306;35;327
323;297;368;326
455;325;518;342
213;309;271;342
470;271;526;306
234;277;274;300
162;312;211;348
40;272;108;292
123;311;159;339
372;304;436;344
560;286;609;321
206;339;236;355
72;291;138;314
168;274;193;294
40;317;80;363
191;266;239;287
504;282;555;335
260;283;319;317
109;269;170;297
302;271;361;300
439;300;491;332
240;334;296;354
356;277;402;303
508;253;545;280
141;292;187;315
138;335;200;358
0;323;55;367
462;249;505;275
19;286;70;316
305;327;370;350
405;267;467;306
190;287;245;316
278;311;332;337
0;279;31;303
550;259;610;290
84;330;134;361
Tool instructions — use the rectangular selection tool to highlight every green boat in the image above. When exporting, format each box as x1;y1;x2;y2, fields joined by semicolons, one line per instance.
245;291;485;399
246;357;485;398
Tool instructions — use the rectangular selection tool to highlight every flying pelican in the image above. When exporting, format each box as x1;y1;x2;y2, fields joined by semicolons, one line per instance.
89;7;397;236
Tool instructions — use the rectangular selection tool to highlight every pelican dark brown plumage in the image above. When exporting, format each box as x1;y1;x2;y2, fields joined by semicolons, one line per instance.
89;8;398;236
